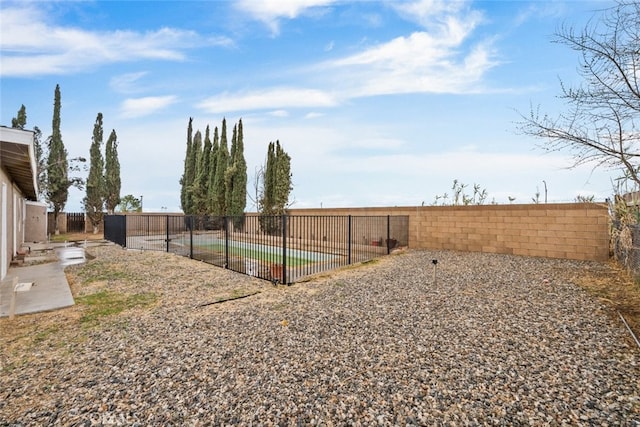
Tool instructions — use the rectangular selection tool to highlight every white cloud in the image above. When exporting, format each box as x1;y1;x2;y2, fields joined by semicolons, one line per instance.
110;72;149;94
269;110;289;117
391;0;484;34
0;6;232;77
120;96;178;118
198;2;497;114
323;2;497;97
197;88;339;114
512;2;567;28
235;0;337;34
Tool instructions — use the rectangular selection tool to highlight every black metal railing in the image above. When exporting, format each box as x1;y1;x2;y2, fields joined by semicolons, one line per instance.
104;214;409;284
104;215;126;247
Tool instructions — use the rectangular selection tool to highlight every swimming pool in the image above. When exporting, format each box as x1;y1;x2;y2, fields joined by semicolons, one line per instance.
174;235;338;266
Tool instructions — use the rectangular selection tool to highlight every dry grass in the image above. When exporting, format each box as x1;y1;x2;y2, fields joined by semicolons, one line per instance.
49;232;105;243
0;305;85;372
569;260;640;341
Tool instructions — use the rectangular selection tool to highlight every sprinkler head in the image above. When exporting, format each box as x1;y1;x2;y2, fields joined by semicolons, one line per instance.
432;259;438;265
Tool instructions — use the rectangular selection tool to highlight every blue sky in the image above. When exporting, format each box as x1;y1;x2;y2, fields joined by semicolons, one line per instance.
0;0;619;212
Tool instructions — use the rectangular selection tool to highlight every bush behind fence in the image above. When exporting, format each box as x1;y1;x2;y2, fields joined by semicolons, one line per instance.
612;222;640;279
104;214;409;284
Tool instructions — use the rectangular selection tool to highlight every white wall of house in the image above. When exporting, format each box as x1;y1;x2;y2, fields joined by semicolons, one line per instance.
1;179;6;280
0;168;18;280
0;127;37;281
0;170;30;281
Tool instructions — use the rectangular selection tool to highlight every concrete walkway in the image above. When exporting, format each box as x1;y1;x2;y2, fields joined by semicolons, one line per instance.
0;243;92;318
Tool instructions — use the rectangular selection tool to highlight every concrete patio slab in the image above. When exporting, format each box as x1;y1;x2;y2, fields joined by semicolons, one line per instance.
0;247;81;318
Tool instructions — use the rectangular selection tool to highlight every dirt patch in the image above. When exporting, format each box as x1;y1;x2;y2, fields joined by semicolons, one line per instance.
49;232;106;243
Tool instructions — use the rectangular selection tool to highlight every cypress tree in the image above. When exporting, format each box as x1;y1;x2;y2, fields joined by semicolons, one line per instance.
206;126;219;213
264;141;277;213
211;118;229;216
188;130;203;215
259;140;292;234
235;119;247;215
191;126;211;215
185;128;201;215
11;104;27;129
259;142;277;234
11;105;46;200
224;124;238;217
180;117;194;213
274;140;292;215
46;84;70;234
105;129;121;214
33;126;46;201
226;120;247;228
229;123;237;162
83;113;105;234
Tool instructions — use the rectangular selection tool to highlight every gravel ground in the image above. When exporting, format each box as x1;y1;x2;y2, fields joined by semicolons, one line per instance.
1;245;639;426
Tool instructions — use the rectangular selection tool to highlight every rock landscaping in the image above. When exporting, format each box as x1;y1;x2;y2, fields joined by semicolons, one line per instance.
1;245;639;425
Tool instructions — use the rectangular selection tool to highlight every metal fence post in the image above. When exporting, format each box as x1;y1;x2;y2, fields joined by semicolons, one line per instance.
166;215;170;253
189;216;194;259
224;216;229;269
348;215;352;265
282;214;287;284
387;215;391;254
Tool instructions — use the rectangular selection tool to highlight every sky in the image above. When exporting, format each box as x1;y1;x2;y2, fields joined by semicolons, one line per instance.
0;0;622;213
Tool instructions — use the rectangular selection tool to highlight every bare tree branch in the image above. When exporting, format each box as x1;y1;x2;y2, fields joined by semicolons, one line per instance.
518;1;640;187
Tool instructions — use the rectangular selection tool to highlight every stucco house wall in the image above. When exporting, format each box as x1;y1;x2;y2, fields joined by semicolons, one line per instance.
25;201;48;243
0;127;39;280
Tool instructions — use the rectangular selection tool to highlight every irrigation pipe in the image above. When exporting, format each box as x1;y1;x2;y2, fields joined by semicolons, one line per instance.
196;291;261;308
618;311;640;350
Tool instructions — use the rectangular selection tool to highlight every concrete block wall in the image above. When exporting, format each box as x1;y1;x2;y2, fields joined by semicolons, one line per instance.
112;203;609;262
289;203;610;262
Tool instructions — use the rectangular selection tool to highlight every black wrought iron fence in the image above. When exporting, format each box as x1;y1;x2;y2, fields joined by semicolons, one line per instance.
104;214;409;284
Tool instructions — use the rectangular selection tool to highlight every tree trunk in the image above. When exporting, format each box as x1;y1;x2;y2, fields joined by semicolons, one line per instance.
54;211;60;235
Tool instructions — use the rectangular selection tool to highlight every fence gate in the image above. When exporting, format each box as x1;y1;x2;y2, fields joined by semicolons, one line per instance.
104;215;126;247
66;212;85;233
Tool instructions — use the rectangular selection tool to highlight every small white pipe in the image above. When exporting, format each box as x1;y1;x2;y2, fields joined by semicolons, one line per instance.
618;311;640;350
